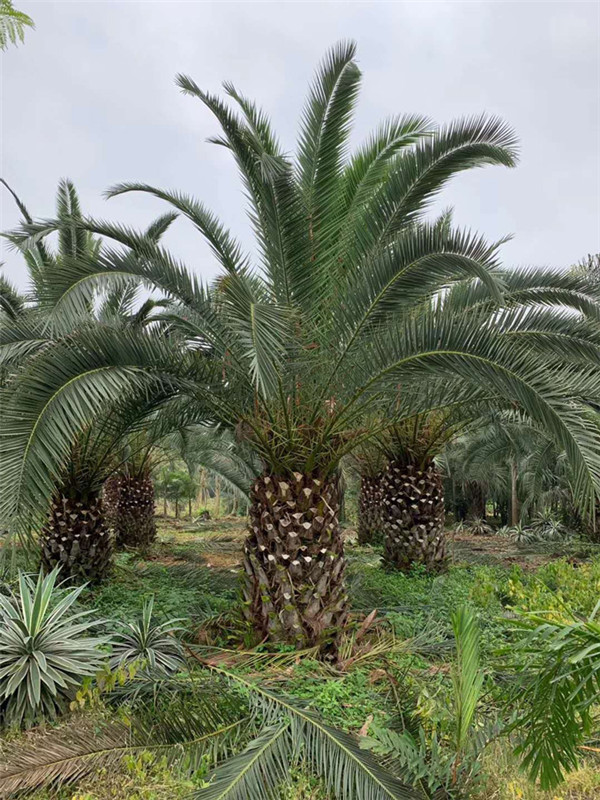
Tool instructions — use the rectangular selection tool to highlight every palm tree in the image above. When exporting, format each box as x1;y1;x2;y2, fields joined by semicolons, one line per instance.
4;42;600;647
373;263;600;569
349;446;386;545
0;180;179;577
103;440;157;550
377;412;461;572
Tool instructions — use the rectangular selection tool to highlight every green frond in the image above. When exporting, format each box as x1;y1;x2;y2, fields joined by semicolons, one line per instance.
145;211;179;242
198;663;423;800
351;114;518;262
106;183;249;274
0;0;34;50
296;40;361;273
452;607;484;753
192;724;291;800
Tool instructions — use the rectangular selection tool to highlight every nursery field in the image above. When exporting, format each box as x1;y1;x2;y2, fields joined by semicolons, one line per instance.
2;518;600;800
3;31;600;800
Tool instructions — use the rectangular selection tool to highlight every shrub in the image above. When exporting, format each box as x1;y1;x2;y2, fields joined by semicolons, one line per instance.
0;569;108;727
467;517;493;537
531;513;571;542
109;596;186;675
506;557;600;616
509;524;537;544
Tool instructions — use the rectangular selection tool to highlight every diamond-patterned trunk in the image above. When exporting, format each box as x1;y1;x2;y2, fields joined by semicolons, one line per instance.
41;492;114;583
381;462;446;572
357;474;383;545
105;473;157;550
241;472;348;650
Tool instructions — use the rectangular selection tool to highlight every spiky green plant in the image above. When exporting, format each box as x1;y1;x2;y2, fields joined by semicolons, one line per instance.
509;524;537;544
110;597;186;675
4;42;600;647
530;511;570;542
0;568;108;727
466;517;493;537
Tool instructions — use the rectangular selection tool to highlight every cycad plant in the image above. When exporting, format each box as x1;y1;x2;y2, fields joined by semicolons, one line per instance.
0;568;108;727
4;42;600;647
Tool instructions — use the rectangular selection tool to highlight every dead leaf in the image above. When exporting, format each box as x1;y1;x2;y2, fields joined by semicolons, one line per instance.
359;714;374;737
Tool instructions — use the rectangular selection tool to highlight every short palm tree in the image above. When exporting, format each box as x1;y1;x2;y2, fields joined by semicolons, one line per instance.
4;42;600;647
0;179;185;577
377;412;463;572
349;446;386;546
103;443;158;550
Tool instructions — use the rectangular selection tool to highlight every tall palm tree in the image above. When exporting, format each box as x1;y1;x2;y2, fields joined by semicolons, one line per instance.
4;42;600;646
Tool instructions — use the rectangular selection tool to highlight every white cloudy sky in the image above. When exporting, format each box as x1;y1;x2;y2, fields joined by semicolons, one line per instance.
2;1;599;289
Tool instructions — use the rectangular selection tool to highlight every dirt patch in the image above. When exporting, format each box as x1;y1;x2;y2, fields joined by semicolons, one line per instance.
202;553;242;570
449;531;570;569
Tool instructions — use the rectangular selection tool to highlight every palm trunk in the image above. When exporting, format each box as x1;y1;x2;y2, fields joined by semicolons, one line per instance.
241;472;348;650
108;474;156;550
381;462;446;572
200;469;207;505
103;474;121;530
41;490;114;583
466;481;486;519
357;474;382;545
510;461;520;526
215;477;221;518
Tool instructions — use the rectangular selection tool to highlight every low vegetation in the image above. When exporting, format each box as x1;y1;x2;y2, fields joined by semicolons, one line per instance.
0;519;599;798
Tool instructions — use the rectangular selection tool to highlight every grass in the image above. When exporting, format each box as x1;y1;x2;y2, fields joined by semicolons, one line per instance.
3;518;600;799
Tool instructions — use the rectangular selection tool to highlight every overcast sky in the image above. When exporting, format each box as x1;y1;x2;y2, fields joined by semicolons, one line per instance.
1;1;599;289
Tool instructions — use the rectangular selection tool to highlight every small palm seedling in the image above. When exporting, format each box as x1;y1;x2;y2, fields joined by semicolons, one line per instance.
466;517;493;537
362;607;491;798
110;597;186;675
0;569;108;727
